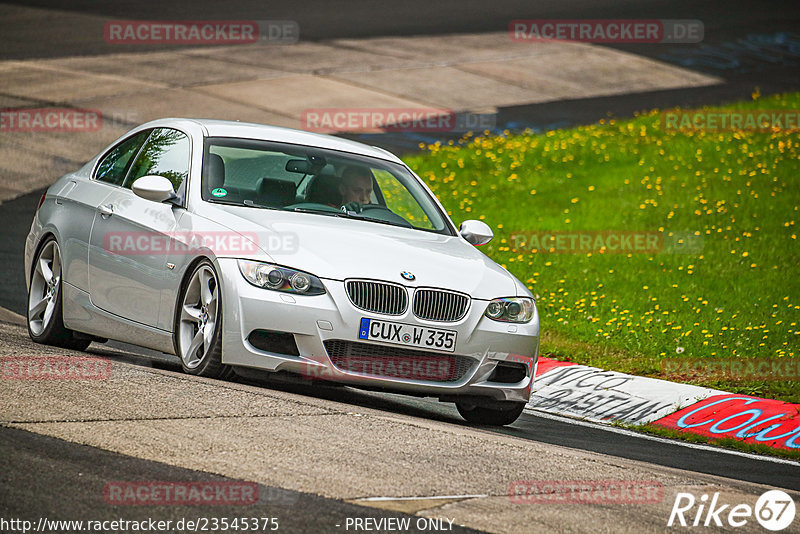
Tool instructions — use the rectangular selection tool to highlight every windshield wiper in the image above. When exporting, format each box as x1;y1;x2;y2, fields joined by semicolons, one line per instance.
209;199;282;211
242;200;281;211
341;212;399;226
289;206;403;228
288;206;344;217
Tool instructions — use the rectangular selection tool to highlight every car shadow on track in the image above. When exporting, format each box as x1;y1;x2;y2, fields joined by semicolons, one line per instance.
85;341;471;427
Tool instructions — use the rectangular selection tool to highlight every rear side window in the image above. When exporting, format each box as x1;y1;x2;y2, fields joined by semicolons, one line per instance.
124;128;191;193
94;130;151;186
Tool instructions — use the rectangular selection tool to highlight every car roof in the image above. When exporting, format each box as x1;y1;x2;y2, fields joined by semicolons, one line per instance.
137;118;403;164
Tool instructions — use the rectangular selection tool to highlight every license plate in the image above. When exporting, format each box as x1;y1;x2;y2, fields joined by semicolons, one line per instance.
358;318;457;352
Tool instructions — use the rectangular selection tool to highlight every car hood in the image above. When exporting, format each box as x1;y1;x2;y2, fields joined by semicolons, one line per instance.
198;205;519;299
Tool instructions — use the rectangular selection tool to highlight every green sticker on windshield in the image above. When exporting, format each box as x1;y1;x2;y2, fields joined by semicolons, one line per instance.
211;187;227;197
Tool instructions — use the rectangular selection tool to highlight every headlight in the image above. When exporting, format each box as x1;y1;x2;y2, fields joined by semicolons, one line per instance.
238;260;326;296
484;297;534;323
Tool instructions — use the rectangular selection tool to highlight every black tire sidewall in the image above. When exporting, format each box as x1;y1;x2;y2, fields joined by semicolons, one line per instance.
456;401;525;426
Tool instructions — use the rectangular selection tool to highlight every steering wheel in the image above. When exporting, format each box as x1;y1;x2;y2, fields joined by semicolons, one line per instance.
342;202;392;214
359;203;393;212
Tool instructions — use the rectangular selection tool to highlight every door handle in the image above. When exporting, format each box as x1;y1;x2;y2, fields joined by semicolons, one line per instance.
98;204;114;218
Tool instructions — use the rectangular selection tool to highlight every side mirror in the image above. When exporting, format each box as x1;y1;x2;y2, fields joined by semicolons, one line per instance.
459;219;493;246
131;175;177;203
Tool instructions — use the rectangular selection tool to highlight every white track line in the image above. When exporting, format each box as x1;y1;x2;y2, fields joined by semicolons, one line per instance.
355;494;488;502
525;409;800;467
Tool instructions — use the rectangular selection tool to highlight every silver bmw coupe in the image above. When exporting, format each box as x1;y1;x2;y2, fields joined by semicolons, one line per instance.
25;118;539;425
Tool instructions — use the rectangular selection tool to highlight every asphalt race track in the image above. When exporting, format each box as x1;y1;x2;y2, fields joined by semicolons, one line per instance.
1;426;482;534
2;1;800;533
2;321;798;533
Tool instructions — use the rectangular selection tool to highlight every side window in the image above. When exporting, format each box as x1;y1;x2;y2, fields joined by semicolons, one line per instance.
124;128;191;193
94;130;151;186
373;169;435;229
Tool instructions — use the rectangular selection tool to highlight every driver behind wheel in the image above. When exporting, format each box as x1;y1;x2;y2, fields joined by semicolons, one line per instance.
339;165;374;210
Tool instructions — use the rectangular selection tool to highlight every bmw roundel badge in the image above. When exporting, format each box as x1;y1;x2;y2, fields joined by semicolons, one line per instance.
400;271;415;281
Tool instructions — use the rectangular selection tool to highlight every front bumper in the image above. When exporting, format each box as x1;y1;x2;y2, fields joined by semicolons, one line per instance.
217;258;539;403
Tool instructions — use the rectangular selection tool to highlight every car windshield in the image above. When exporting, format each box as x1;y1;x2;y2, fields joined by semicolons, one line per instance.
201;137;453;235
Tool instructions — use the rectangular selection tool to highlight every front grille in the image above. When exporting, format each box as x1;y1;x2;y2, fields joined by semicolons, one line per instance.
324;340;476;383
346;280;408;315
413;288;470;322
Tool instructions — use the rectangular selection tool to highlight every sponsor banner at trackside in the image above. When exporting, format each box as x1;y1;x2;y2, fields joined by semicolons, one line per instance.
651;395;800;450
530;358;799;452
528;359;724;424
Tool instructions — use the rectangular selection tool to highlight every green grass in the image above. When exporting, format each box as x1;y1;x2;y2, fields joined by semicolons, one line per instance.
405;92;800;403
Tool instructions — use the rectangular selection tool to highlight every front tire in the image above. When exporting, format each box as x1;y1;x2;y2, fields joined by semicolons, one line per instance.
27;238;91;351
175;260;233;379
456;401;525;426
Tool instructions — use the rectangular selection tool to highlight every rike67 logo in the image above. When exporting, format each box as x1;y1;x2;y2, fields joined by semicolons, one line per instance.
668;490;796;531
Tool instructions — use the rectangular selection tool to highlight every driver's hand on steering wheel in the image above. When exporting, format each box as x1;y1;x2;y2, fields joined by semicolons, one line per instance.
342;201;362;214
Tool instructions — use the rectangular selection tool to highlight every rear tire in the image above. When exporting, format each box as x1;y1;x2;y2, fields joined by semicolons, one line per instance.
175;260;234;379
456;401;525;426
27;237;91;351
